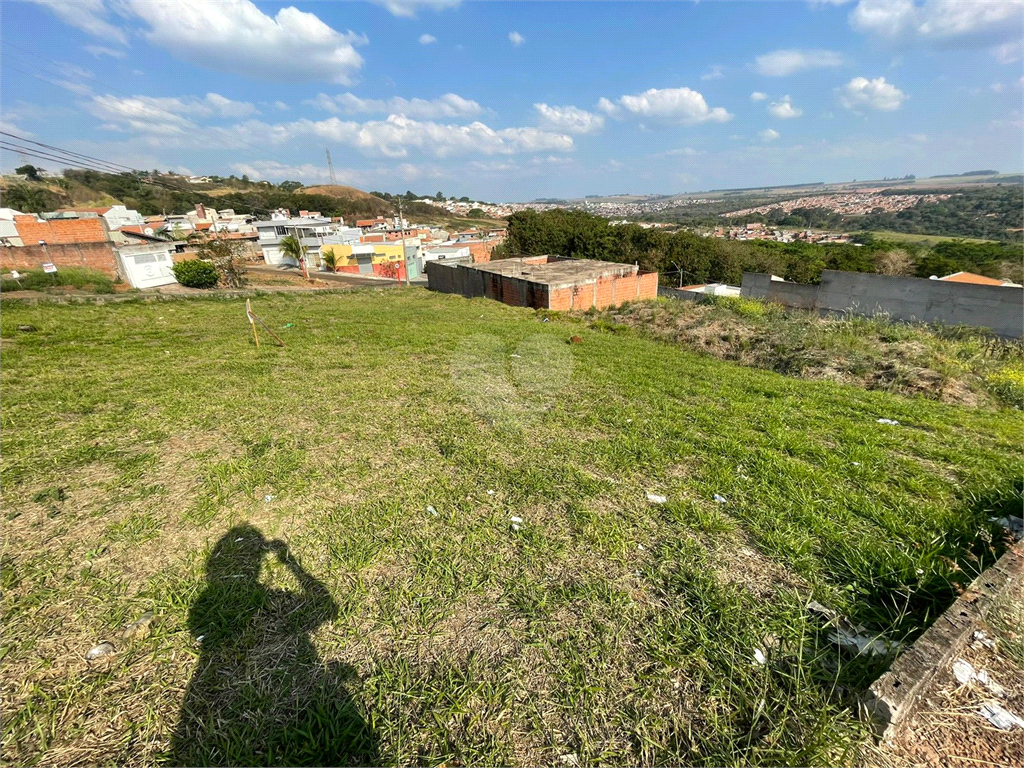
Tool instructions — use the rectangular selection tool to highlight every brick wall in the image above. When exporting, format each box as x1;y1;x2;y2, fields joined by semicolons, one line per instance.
426;259;659;311
14;216;109;245
468;240;498;263
0;242;121;277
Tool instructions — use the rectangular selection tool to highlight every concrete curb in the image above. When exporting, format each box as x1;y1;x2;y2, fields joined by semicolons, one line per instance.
861;543;1023;739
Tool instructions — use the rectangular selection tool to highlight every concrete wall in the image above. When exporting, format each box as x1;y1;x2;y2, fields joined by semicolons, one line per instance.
0;242;121;278
741;270;1023;338
658;286;706;302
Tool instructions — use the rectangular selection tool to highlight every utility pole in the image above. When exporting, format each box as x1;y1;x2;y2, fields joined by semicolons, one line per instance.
397;196;410;286
325;149;337;184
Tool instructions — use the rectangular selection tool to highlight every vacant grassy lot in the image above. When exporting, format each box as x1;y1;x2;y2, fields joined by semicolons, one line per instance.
1;290;1020;767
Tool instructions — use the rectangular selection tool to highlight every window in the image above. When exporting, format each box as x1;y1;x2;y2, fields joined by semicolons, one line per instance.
275;226;287;236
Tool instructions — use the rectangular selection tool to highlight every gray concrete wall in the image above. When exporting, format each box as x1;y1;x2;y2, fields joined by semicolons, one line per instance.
658;286;706;302
740;270;1023;338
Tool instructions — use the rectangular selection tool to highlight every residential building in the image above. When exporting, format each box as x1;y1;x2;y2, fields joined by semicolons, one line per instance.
253;216;335;267
934;271;1020;287
13;213;110;245
426;255;659;310
321;242;416;279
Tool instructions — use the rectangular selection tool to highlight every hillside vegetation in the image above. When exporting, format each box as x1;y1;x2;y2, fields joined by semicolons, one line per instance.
578;297;1023;409
1;172;395;222
648;185;1024;242
501;210;1023;285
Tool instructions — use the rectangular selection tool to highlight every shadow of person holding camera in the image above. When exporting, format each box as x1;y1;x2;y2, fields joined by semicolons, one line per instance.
168;524;378;766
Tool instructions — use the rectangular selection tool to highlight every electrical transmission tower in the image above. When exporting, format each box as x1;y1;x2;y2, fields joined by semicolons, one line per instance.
325;149;337;184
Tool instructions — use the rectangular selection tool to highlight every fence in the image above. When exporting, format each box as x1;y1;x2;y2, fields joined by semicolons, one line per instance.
741;270;1023;338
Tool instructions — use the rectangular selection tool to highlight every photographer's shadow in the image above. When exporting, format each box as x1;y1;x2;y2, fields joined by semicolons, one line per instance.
168;525;378;767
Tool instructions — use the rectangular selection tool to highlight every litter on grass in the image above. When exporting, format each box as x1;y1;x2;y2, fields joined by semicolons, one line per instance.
264;495;275;503
120;611;155;641
282;323;294;328
487;489;496;496
829;626;902;656
636;544;644;551
753;648;767;665
713;494;727;504
646;492;667;505
876;418;900;425
972;630;996;650
979;702;1024;730
426;505;438;517
990;515;1024;542
953;659;1005;697
511;523;522;532
85;642;115;661
509;515;524;524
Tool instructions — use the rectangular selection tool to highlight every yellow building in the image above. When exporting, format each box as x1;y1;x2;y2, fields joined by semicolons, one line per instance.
321;243;405;268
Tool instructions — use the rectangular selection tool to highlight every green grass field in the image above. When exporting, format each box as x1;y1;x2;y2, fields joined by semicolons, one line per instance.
1;290;1020;767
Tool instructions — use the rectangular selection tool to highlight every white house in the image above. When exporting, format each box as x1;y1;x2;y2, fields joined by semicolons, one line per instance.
422;245;471;263
102;205;145;231
253;217;336;267
0;208;25;245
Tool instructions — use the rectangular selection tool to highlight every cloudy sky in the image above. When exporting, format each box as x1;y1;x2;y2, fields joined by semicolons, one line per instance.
1;0;1022;201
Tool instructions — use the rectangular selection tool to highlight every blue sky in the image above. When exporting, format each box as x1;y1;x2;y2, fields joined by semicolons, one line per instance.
1;0;1022;201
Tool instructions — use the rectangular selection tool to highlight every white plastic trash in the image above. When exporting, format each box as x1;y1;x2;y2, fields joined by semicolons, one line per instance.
646;492;667;505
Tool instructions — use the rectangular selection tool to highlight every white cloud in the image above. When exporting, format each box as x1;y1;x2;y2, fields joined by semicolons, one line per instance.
509;31;525;46
306;92;483;119
991;82;1005;93
86;93;259;136
701;65;725;80
666;147;700;156
533;103;605;134
278;115;573;157
28;0;128;44
759;128;780;141
849;0;1024;60
232;161;334;183
369;0;460;17
33;0;368;84
419;33;437;45
84;44;126;59
767;95;803;118
754;48;843;76
750;91;769;102
599;87;733;125
274;101;289;110
838;76;907;111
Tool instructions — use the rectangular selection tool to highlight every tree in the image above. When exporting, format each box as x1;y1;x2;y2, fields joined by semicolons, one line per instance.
279;180;304;192
280;235;306;267
197;237;247;288
15;164;41;181
875;248;914;276
435;191;444;201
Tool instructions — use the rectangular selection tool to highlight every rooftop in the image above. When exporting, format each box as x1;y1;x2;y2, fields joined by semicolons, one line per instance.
471;256;639;286
937;271;1012;286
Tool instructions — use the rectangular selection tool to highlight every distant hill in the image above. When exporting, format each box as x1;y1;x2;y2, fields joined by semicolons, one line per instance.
299;185;381;202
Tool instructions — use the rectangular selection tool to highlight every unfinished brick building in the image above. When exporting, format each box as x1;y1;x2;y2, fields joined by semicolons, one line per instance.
425;255;659;310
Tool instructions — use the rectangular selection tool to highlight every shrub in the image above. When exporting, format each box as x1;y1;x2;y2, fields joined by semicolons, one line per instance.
172;259;219;289
712;295;782;320
196;238;247;288
0;267;114;293
985;366;1024;408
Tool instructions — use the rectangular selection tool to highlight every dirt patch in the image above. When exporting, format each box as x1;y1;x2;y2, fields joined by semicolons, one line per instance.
866;580;1024;767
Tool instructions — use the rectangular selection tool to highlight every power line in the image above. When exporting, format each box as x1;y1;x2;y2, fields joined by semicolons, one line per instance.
0;135;283;216
0;41;300;166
